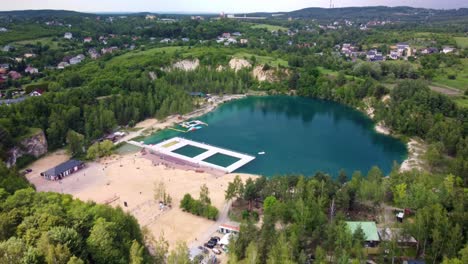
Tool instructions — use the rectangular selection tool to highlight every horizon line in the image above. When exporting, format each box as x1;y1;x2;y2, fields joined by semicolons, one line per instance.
0;5;466;14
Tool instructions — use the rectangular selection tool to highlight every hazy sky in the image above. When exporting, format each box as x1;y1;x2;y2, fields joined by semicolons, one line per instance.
0;0;466;13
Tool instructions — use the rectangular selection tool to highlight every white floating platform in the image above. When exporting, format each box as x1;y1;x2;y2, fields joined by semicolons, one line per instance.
129;137;255;173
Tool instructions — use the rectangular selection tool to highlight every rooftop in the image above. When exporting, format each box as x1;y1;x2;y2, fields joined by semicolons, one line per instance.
42;159;84;177
346;221;380;241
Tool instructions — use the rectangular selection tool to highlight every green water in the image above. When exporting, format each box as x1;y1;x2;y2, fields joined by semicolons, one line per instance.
144;96;407;177
202;153;241;167
172;145;208;158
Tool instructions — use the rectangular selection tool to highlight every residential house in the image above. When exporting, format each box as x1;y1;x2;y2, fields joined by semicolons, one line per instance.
25;66;39;74
232;32;242;37
0;63;10;69
64;32;73;39
378;227;418;248
29;89;44;97
240;39;249;44
24;53;36;58
83;37;92;43
372;55;384;62
160;38;171;43
396;42;411;57
420;47;438;54
389;50;399;60
346;221;380;247
219;222;240;235
341;43;357;57
41;159;85;180
57;62;70;69
442;46;455;54
0;67;6;75
221;32;231;38
366;49;383;61
8;71;22;80
69;54;85;65
0;27;8;32
88;48;100;59
181;37;190;42
226;37;237;44
2;45;12;52
101;46;118;55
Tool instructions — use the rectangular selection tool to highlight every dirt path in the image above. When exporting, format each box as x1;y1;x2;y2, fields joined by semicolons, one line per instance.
429;85;462;96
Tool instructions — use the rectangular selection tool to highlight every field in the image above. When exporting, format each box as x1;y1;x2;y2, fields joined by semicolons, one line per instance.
14;37;61;50
233;51;288;67
0;24;62;45
432;59;468;91
249;23;288;31
454;37;468;49
454;97;468;108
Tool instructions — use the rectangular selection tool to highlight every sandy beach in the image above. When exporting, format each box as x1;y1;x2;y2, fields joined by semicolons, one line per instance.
27;150;256;251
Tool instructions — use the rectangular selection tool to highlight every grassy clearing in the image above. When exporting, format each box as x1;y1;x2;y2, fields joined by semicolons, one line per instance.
107;46;186;66
454;97;468;108
454;37;468;49
233;51;288;67
14;37;60;49
249;23;288;31
432;59;468;91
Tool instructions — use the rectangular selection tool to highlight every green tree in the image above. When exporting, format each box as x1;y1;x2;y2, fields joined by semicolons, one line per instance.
86;140;114;160
66;130;85;156
86;218;125;264
129;240;144;264
67;256;85;264
167;241;190;264
199;184;211;205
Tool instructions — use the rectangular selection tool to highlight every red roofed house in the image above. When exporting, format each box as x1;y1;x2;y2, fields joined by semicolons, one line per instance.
8;71;22;80
83;37;92;43
218;222;240;235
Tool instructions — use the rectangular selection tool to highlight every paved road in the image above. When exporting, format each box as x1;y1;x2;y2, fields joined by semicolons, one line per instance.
188;200;232;249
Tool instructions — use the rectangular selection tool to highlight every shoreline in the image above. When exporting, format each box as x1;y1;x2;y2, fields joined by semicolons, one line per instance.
363;102;425;173
124;94;247;143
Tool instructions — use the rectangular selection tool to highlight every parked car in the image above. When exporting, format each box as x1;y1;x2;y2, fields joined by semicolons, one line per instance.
198;245;209;254
212;248;222;255
24;168;32;174
204;238;217;249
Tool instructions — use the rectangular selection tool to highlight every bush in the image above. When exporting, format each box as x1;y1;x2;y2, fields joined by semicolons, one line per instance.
15;154;37;169
447;74;456;80
179;193;219;220
86;140;114;160
242;210;250;220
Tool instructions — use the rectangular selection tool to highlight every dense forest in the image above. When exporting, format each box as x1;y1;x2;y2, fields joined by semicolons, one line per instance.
226;166;467;264
0;163;150;263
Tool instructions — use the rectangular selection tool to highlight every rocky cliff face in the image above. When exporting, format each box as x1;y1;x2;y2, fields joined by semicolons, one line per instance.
7;129;48;167
252;65;279;82
252;65;290;82
229;58;252;72
172;59;200;71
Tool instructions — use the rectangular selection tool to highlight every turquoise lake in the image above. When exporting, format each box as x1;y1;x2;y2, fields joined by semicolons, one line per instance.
144;96;407;177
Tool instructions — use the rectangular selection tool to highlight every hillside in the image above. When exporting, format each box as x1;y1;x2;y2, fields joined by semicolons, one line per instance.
0;9;95;18
245;6;468;22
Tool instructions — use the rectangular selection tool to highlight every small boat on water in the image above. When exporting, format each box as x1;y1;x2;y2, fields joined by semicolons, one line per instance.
258;151;265;155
